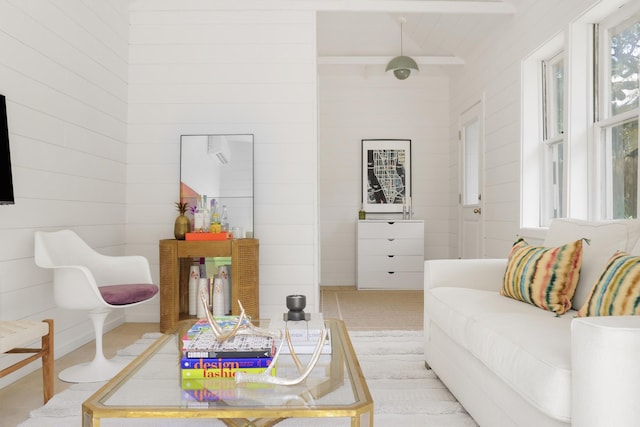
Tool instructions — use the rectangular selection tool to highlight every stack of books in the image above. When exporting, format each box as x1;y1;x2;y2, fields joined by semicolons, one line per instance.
269;313;332;355
180;318;276;402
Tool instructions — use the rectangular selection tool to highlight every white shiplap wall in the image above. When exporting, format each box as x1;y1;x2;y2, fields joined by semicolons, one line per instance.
448;0;601;258
127;2;319;318
0;0;131;387
319;69;451;285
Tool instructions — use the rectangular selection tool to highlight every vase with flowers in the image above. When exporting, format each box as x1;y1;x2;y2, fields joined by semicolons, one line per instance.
174;202;190;240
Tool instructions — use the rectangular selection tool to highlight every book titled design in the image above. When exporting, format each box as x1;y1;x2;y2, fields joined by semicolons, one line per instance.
180;356;273;370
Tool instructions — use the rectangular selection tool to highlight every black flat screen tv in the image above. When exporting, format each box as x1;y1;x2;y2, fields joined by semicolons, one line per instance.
0;94;14;205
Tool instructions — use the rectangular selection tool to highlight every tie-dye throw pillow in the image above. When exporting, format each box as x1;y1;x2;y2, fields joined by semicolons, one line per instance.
501;237;583;315
578;251;640;317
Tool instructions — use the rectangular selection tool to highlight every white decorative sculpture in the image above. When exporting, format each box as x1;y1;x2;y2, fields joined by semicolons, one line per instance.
198;288;328;386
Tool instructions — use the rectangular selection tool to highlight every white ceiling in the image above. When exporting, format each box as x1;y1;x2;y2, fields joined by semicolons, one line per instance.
316;0;522;68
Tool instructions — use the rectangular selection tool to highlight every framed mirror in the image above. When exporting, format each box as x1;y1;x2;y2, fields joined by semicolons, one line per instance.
180;134;254;236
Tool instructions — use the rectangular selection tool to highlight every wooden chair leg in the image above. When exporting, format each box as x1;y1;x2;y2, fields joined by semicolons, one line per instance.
41;319;54;403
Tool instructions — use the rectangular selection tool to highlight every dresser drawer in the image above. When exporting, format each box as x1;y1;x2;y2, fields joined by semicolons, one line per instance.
357;271;423;290
358;255;424;271
357;221;424;239
357;238;424;256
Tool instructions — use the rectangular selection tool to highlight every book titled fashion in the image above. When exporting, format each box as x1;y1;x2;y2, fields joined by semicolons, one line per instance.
181;366;275;379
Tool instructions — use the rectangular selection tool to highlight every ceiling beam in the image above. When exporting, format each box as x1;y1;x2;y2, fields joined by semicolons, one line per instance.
131;1;516;14
303;1;516;14
318;55;465;66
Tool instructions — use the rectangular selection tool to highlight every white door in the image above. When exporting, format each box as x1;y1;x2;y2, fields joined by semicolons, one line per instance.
458;101;484;259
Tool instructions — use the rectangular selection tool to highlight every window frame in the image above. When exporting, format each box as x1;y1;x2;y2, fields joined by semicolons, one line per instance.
594;9;640;220
541;52;566;224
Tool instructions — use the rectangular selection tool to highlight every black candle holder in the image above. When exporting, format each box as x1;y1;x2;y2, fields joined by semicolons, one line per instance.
286;295;306;321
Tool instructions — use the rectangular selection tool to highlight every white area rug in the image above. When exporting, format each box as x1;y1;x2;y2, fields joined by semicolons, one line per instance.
18;330;477;427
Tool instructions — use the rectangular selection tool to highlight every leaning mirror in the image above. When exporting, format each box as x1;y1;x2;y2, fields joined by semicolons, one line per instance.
180;134;254;236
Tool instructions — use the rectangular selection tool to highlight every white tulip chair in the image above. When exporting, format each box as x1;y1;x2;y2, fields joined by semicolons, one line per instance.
34;230;158;383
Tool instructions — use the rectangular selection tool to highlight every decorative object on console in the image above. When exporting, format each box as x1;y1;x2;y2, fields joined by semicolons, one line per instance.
578;251;640;316
501;237;583;315
218;265;231;315
212;278;225;316
188;264;199;316
286;295;307;321
196;278;209;319
361;139;411;213
174;202;190;240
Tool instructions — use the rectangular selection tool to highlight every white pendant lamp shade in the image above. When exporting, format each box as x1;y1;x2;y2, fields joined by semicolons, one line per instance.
386;55;419;80
387;17;419;80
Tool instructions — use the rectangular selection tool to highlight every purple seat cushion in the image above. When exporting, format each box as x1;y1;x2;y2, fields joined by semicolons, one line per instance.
99;284;159;305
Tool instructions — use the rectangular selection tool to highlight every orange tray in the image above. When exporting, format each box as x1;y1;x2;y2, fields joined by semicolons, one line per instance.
185;232;230;241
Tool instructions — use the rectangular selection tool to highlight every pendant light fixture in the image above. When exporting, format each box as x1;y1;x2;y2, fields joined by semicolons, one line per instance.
386;17;419;80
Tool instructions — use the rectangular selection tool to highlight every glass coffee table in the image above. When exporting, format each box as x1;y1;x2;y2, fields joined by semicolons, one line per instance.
82;318;373;427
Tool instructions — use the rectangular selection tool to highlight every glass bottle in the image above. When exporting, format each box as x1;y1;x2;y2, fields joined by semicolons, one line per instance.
221;205;229;232
210;200;221;233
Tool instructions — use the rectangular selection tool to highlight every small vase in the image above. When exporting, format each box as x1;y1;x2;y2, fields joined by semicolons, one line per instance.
188;265;199;316
174;214;189;240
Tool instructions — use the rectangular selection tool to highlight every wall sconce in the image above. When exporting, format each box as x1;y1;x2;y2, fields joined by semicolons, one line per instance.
386;17;419;80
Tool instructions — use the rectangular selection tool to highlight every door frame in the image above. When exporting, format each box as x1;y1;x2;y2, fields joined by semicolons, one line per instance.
457;98;485;258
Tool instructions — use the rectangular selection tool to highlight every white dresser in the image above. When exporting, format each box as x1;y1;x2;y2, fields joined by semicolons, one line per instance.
357;219;424;290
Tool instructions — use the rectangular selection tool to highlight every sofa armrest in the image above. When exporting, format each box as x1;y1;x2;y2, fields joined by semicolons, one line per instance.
424;258;507;293
572;316;640;427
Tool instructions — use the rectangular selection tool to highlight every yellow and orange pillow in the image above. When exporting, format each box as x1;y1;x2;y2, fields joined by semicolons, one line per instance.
501;237;583;315
578;251;640;317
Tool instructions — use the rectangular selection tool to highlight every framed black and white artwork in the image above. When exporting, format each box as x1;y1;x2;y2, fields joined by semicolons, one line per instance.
361;139;411;213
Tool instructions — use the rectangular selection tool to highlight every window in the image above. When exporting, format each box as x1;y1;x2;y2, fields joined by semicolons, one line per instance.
596;12;640;219
541;53;565;222
521;33;565;230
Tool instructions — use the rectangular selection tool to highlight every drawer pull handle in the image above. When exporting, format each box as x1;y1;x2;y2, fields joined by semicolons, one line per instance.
387;271;395;275
387;238;395;242
387;255;395;258
387;221;395;225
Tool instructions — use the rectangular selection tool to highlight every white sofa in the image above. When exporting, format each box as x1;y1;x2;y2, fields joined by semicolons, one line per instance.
424;218;640;427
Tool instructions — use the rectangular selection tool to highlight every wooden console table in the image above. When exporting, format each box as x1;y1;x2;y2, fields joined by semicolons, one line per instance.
158;239;259;333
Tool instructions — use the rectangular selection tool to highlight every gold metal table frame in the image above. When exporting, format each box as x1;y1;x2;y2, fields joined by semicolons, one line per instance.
82;319;373;427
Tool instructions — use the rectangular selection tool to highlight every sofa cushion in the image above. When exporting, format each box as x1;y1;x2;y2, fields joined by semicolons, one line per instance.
578;251;640;316
427;287;573;422
501;237;582;314
544;218;640;309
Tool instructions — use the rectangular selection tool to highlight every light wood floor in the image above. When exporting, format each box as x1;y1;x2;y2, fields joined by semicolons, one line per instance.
0;287;423;426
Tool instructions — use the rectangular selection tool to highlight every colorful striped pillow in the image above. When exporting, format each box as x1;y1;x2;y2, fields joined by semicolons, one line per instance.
501;237;583;314
578;251;640;317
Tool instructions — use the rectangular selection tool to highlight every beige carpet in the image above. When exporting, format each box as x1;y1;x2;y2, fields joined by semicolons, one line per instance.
18;330;477;427
321;288;423;330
